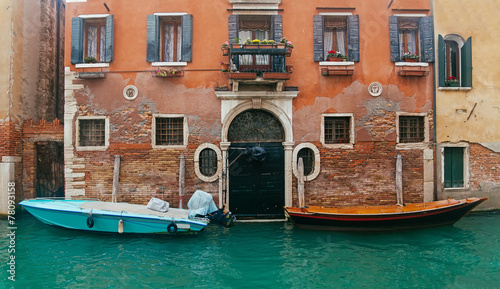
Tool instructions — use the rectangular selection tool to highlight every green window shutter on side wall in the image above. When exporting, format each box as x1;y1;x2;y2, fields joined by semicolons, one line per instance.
313;15;324;62
461;37;472;87
71;17;84;64
181;14;193;62
104;15;114;63
146;15;160;62
438;35;446;87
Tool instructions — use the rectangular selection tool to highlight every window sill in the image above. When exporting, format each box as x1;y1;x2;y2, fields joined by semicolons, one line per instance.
395;62;428;67
319;61;355;66
322;143;354;149
152;144;188;149
76;146;108;151
396;143;429;150
438;87;472;91
152;62;187;67
75;63;110;68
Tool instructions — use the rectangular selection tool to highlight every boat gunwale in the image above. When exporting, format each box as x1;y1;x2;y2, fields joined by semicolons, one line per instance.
285;198;486;218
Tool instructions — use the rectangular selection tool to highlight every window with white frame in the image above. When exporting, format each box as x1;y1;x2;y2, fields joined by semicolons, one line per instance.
152;115;187;147
71;14;114;64
321;114;355;148
389;15;434;63
194;143;221;182
396;113;429;147
440;143;469;190
292;143;321;181
76;116;109;150
313;14;359;62
438;34;472;88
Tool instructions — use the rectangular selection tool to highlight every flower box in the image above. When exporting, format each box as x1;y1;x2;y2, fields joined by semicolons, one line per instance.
262;72;291;80
404;58;419;62
228;72;257;79
446;82;460;87
153;69;183;78
221;46;229;56
327;57;342;62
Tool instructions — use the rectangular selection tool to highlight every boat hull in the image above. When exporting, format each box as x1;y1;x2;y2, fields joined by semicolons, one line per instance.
20;199;209;235
285;198;487;231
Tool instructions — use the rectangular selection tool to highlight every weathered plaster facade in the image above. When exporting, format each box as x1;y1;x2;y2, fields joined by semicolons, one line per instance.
0;0;65;214
434;0;500;209
65;0;436;216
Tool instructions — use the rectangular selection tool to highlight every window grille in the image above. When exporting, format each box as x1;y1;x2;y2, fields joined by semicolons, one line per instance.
399;116;425;143
200;148;217;177
79;119;106;147
156;117;184;146
324;117;350;144
297;148;314;176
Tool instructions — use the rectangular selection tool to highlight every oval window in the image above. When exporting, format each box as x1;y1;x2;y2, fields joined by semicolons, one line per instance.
199;148;217;177
297;148;314;176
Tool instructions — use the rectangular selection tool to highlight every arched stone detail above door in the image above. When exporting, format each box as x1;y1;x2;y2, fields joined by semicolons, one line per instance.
227;109;285;143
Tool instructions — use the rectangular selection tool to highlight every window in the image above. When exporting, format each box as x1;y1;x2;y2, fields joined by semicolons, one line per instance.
313;14;359;62
194;143;221;182
324;117;351;144
71;15;114;64
76;117;109;150
199;148;217;177
297;148;314;176
444;147;465;188
438;35;472;88
155;117;184;146
147;14;193;63
389;15;434;63
238;15;271;66
292;143;320;181
398;116;425;143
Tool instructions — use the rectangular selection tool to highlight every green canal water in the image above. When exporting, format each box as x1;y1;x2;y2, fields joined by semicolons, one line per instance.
1;210;499;289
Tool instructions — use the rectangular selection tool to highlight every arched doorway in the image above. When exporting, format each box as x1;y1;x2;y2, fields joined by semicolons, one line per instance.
227;109;285;219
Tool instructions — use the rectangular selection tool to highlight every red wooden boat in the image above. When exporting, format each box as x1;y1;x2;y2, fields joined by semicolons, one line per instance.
284;197;487;231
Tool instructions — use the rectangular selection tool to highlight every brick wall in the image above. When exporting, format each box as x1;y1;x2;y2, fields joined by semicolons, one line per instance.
469;143;500;189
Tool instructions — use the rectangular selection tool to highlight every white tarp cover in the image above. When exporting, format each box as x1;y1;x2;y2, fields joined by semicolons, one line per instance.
188;190;218;217
146;197;169;212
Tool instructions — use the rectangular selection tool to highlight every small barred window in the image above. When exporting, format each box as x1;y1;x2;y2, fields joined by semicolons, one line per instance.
324;117;351;144
399;116;425;143
155;117;184;146
79;119;106;147
199;148;217;177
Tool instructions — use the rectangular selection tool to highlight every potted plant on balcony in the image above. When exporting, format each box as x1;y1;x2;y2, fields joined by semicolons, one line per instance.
221;41;230;56
281;37;293;56
220;61;229;72
445;76;460;87
232;38;242;49
401;52;419;62
229;68;257;80
263;69;291;80
326;50;344;61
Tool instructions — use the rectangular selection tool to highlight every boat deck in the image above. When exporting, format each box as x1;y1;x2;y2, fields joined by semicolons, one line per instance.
78;201;190;219
286;199;477;215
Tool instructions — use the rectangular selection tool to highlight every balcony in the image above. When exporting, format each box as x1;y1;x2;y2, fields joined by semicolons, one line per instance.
226;43;292;92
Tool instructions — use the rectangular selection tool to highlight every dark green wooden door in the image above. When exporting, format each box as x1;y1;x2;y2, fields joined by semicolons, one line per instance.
444;147;464;188
229;142;284;218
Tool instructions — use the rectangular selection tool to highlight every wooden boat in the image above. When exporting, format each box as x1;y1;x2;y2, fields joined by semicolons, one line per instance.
284;197;487;231
20;199;210;235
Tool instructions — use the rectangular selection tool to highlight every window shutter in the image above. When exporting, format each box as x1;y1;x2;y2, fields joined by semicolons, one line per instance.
146;15;159;62
347;15;359;62
104;15;114;63
461;37;472;87
419;16;434;63
228;15;239;44
438;35;446;87
313;15;324;62
71;17;84;64
181;14;193;62
389;16;399;62
271;15;282;42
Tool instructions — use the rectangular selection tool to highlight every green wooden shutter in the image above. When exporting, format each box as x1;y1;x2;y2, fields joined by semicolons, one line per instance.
271;15;283;42
438;35;446;87
181;14;193;62
461;37;472;87
313;15;324;62
444;147;464;188
146;15;159;62
347;15;359;62
228;15;239;44
419;16;434;63
104;15;114;63
71;17;84;64
389;16;399;62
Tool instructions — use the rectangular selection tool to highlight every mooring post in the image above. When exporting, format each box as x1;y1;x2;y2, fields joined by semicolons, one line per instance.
396;154;403;206
179;154;185;208
298;157;305;208
112;155;121;203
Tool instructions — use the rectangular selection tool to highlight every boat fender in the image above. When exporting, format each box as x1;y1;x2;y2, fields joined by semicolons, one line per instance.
167;223;178;234
118;219;124;234
86;216;94;228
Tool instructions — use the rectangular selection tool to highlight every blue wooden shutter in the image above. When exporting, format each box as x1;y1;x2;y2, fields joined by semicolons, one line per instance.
461;37;472;87
313;15;324;62
271;15;283;42
104;15;114;63
438;35;446;87
71;17;84;64
146;15;159;62
419;16;434;62
389;16;399;62
228;15;239;44
347;15;359;62
181;14;193;62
